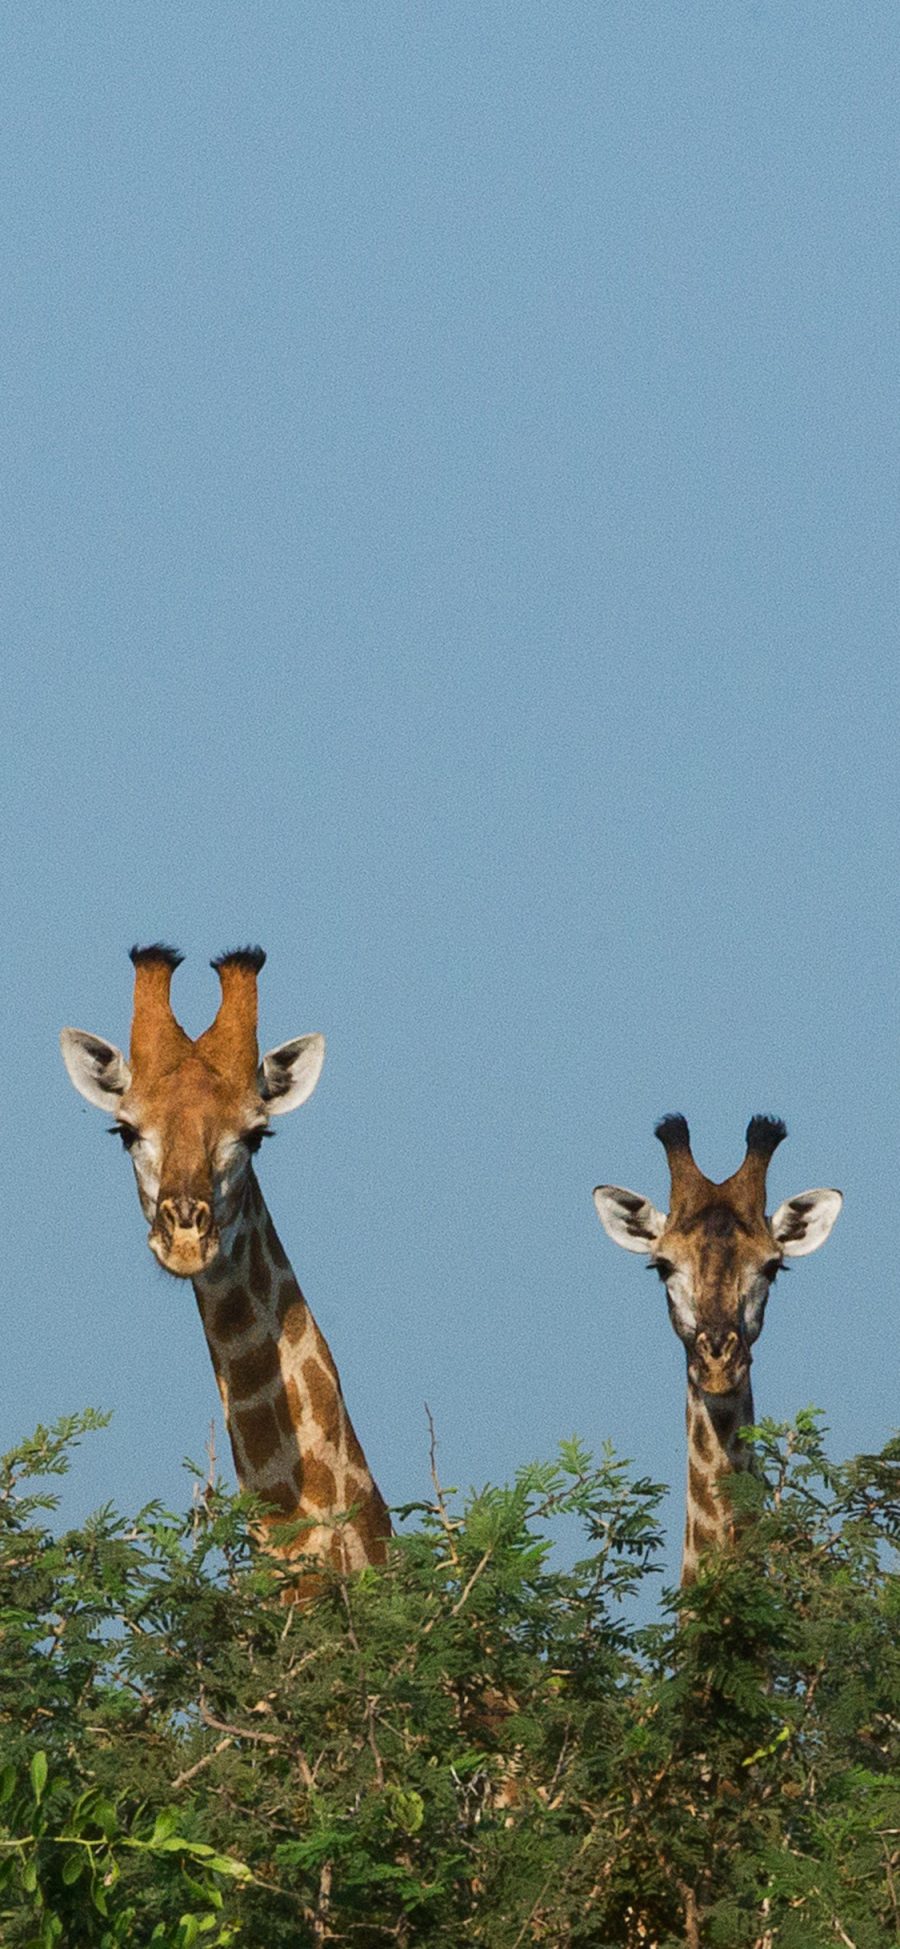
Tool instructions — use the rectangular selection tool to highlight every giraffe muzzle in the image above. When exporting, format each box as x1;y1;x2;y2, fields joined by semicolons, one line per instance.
690;1329;749;1396
150;1196;219;1277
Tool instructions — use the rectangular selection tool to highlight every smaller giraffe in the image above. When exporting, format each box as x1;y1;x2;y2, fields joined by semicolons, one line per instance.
61;946;390;1583
593;1116;841;1584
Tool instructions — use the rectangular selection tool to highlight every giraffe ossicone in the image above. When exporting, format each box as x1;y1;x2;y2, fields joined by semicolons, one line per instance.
593;1116;841;1585
61;945;390;1580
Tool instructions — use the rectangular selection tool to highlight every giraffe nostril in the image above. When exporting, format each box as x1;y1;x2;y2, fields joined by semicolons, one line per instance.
699;1330;739;1360
159;1197;212;1237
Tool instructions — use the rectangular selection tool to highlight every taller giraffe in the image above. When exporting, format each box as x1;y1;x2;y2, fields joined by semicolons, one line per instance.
61;945;390;1574
593;1116;841;1584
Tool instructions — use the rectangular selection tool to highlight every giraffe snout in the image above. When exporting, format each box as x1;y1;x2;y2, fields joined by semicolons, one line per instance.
158;1196;212;1238
150;1195;219;1277
698;1328;738;1360
691;1328;749;1395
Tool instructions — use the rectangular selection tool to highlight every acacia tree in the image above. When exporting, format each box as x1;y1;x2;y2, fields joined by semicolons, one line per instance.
0;1409;897;1947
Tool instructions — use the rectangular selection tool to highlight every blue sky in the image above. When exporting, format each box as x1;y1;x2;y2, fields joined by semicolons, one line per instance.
3;5;897;1584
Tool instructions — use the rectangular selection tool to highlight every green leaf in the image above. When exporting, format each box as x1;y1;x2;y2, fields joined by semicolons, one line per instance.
388;1788;425;1836
62;1851;84;1885
150;1807;181;1845
30;1751;48;1804
204;1854;252;1880
0;1762;16;1805
181;1870;223;1909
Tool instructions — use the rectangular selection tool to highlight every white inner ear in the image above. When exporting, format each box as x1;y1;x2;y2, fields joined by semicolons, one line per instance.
258;1033;326;1115
592;1184;666;1254
770;1187;843;1257
60;1028;132;1113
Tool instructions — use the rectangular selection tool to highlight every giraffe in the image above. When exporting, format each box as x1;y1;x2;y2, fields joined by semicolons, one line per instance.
592;1116;841;1584
60;944;390;1578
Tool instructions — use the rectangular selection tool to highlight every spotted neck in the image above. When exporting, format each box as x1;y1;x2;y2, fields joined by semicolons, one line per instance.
193;1173;390;1573
681;1378;755;1586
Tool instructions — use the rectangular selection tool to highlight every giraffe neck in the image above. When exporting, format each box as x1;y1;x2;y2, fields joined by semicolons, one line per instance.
681;1375;755;1586
193;1173;390;1574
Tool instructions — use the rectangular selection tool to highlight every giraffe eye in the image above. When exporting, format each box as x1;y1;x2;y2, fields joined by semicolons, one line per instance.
109;1123;139;1152
242;1127;273;1155
763;1258;783;1283
651;1257;675;1282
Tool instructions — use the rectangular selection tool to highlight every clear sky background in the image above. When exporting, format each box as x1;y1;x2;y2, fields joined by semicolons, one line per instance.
2;5;896;1586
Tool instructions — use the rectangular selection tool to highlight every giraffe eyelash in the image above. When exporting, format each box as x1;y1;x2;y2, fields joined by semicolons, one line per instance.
243;1128;274;1155
108;1123;139;1151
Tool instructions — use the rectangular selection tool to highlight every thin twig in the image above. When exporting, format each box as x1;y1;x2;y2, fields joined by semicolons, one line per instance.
313;1859;333;1945
678;1879;700;1949
170;1735;233;1792
198;1697;282;1747
449;1546;494;1618
198;1692;315;1791
882;1846;900;1937
191;1421;218;1537
340;1583;385;1789
425;1403;460;1565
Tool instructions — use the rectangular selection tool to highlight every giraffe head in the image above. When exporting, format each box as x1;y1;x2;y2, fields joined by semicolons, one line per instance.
61;946;325;1278
593;1117;842;1397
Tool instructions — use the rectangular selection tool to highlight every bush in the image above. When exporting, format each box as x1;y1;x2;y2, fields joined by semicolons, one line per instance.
0;1410;897;1946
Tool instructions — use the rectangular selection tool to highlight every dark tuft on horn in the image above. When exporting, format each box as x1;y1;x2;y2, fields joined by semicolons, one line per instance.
745;1115;787;1157
654;1113;691;1151
211;946;267;976
129;943;184;970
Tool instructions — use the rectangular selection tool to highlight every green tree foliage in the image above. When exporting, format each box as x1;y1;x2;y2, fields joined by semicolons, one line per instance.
0;1410;897;1946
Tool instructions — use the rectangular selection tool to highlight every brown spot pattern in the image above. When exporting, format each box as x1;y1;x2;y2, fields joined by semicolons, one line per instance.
278;1299;309;1346
228;1336;282;1400
302;1456;338;1507
214;1288;254;1339
274;1385;297;1440
692;1414;712;1463
191;1174;391;1569
265;1213;289;1269
203;1253;230;1283
265;1478;300;1513
345;1424;367;1471
311;1325;339;1384
248;1225;272;1301
355;1489;391;1562
688;1464;717;1521
235;1400;282;1470
302;1358;343;1447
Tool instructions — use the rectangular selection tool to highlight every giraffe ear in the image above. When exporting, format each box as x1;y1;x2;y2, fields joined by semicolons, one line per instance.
592;1184;666;1254
60;1029;132;1112
259;1033;326;1115
770;1188;843;1257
